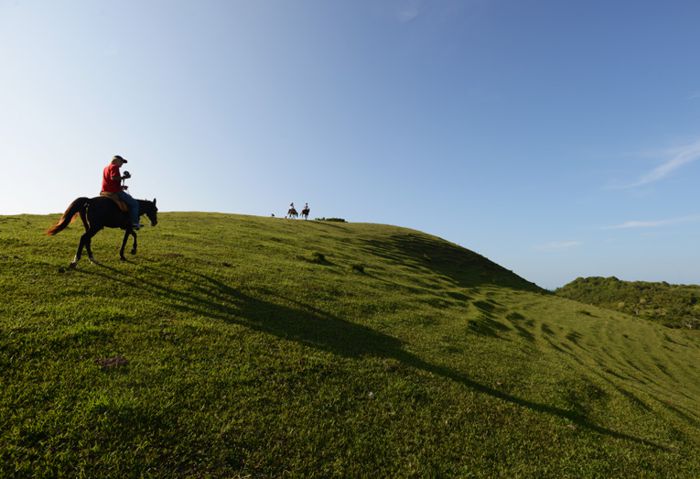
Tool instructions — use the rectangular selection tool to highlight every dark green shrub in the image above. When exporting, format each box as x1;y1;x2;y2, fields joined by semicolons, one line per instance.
310;252;327;264
351;264;365;274
315;217;346;223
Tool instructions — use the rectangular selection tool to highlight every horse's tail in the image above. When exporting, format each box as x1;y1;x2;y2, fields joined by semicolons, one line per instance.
46;197;89;236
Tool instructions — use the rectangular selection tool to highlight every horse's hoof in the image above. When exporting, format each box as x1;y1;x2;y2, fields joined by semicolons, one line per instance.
68;262;77;270
120;257;127;262
130;250;137;255
88;257;96;264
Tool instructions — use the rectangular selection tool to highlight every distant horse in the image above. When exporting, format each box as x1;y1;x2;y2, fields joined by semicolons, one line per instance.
287;207;298;219
47;196;158;268
301;207;310;220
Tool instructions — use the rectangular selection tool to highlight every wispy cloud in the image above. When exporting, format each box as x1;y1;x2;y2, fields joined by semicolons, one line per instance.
605;214;700;229
397;0;422;23
689;91;700;100
536;240;582;251
619;139;700;188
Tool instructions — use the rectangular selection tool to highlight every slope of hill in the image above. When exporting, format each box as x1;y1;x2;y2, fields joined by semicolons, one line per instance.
1;212;699;478
557;276;700;329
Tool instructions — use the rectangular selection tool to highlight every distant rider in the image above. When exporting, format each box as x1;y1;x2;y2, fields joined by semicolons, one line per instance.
101;155;141;230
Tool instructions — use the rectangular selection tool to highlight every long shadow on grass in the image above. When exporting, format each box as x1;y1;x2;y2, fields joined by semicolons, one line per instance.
77;263;667;451
359;234;544;293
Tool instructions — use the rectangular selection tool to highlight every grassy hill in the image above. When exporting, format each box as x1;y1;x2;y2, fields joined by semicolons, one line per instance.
1;212;699;478
557;276;700;329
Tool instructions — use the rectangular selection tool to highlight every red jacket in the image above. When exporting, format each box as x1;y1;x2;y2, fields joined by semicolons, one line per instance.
102;163;122;193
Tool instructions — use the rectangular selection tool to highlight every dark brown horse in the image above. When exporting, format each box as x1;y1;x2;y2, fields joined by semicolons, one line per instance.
47;196;158;268
287;207;298;219
301;207;310;220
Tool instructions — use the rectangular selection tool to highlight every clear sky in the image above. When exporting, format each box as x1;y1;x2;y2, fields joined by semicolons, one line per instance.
2;0;700;289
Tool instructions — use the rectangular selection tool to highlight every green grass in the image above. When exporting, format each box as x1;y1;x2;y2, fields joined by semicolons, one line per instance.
1;212;699;478
557;276;700;329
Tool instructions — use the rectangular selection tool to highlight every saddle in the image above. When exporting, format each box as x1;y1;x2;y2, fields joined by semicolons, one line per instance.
100;192;129;213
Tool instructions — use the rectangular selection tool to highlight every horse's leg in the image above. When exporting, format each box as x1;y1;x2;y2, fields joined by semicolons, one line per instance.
130;230;138;255
82;225;99;263
120;228;132;261
86;234;95;263
70;230;90;268
81;208;97;263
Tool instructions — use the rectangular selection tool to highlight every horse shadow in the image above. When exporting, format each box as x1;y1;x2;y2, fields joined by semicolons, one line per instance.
77;263;667;451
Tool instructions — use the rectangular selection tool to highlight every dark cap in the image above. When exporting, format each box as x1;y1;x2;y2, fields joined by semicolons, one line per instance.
113;155;127;163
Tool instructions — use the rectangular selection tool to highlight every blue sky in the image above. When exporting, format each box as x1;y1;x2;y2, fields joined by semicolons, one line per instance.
2;0;700;289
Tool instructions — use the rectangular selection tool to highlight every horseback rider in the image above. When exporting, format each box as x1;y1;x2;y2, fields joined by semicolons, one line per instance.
101;155;141;230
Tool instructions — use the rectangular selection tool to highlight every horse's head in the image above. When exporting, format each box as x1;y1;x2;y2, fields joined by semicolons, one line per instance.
141;198;158;227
